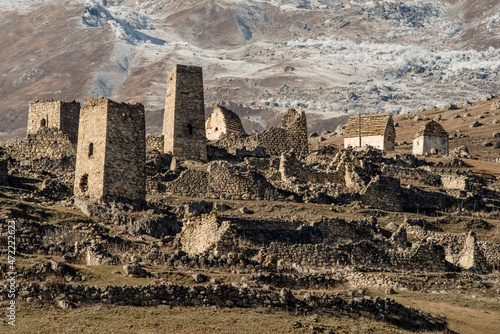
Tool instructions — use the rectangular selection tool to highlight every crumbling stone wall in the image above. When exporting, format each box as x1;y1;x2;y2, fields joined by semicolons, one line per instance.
382;165;440;187
0;128;75;161
175;212;238;256
440;173;472;191
259;239;448;273
279;153;339;184
0;283;450;332
360;176;405;211
163;161;290;200
146;135;164;152
27;99;80;144
213;109;308;158
163;65;207;162
74;98;146;203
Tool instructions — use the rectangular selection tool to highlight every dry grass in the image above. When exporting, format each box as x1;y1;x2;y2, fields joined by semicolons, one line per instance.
72;265;153;287
8;304;425;334
391;292;500;334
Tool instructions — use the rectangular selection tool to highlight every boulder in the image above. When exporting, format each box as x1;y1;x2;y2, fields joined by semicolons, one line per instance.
123;264;147;278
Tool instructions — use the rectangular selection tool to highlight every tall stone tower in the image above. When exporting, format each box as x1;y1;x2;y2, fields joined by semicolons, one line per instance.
27;99;80;143
163;65;207;162
74;98;146;203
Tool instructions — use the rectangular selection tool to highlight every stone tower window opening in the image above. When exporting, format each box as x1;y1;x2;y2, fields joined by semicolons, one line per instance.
88;143;94;157
215;127;219;132
40;118;47;128
79;174;89;193
187;124;194;136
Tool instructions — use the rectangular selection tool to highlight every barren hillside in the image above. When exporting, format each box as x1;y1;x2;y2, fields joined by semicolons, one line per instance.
1;0;500;138
318;96;500;167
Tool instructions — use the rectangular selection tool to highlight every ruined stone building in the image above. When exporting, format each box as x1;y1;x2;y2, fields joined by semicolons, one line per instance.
343;114;395;151
163;65;207;162
412;120;449;155
213;108;308;157
206;105;246;141
27;99;80;144
74;98;146;203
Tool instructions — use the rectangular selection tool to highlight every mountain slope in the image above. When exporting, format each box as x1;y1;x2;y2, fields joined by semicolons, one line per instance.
1;0;500;138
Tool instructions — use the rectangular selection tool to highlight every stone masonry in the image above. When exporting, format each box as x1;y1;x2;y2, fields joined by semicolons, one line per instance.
27;99;80;144
175;212;238;256
206;105;246;140
213;108;308;158
74;98;146;203
0;128;75;161
163;65;207;162
146;135;164;152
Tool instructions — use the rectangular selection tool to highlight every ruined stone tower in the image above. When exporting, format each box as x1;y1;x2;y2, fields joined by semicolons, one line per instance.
74;98;146;203
163;65;207;162
27;99;80;143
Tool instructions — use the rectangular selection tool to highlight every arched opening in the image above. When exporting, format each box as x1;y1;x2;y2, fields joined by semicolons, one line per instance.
40;119;46;128
215;127;219;132
79;174;88;193
186;124;193;136
88;143;94;157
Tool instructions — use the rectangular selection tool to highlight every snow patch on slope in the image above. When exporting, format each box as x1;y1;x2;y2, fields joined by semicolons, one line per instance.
82;2;165;45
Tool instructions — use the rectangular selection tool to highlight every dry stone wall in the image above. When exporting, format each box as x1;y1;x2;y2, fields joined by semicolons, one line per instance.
213;109;308;158
0;282;449;331
0;128;75;161
175;212;238;256
163;161;291;200
146;135;164;152
27;99;80;144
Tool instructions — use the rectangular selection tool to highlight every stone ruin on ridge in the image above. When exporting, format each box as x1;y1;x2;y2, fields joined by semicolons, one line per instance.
211;108;308;158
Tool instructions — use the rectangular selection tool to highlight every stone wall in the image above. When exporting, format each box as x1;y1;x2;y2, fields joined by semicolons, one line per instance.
163;65;207;162
382;165;440;187
259;240;448;273
163;161;291;200
27;99;80;144
440;173;472;191
0;128;76;161
0;282;449;331
360;176;405;211
74;98;146;203
213;109;308;158
279;153;339;184
146;135;164;152
175;212;238;256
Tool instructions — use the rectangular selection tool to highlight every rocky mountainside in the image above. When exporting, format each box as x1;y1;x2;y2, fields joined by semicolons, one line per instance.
1;0;500;138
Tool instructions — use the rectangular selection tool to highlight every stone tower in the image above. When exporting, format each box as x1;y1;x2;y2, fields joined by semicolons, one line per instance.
27;99;80;143
74;98;146;203
163;65;207;162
